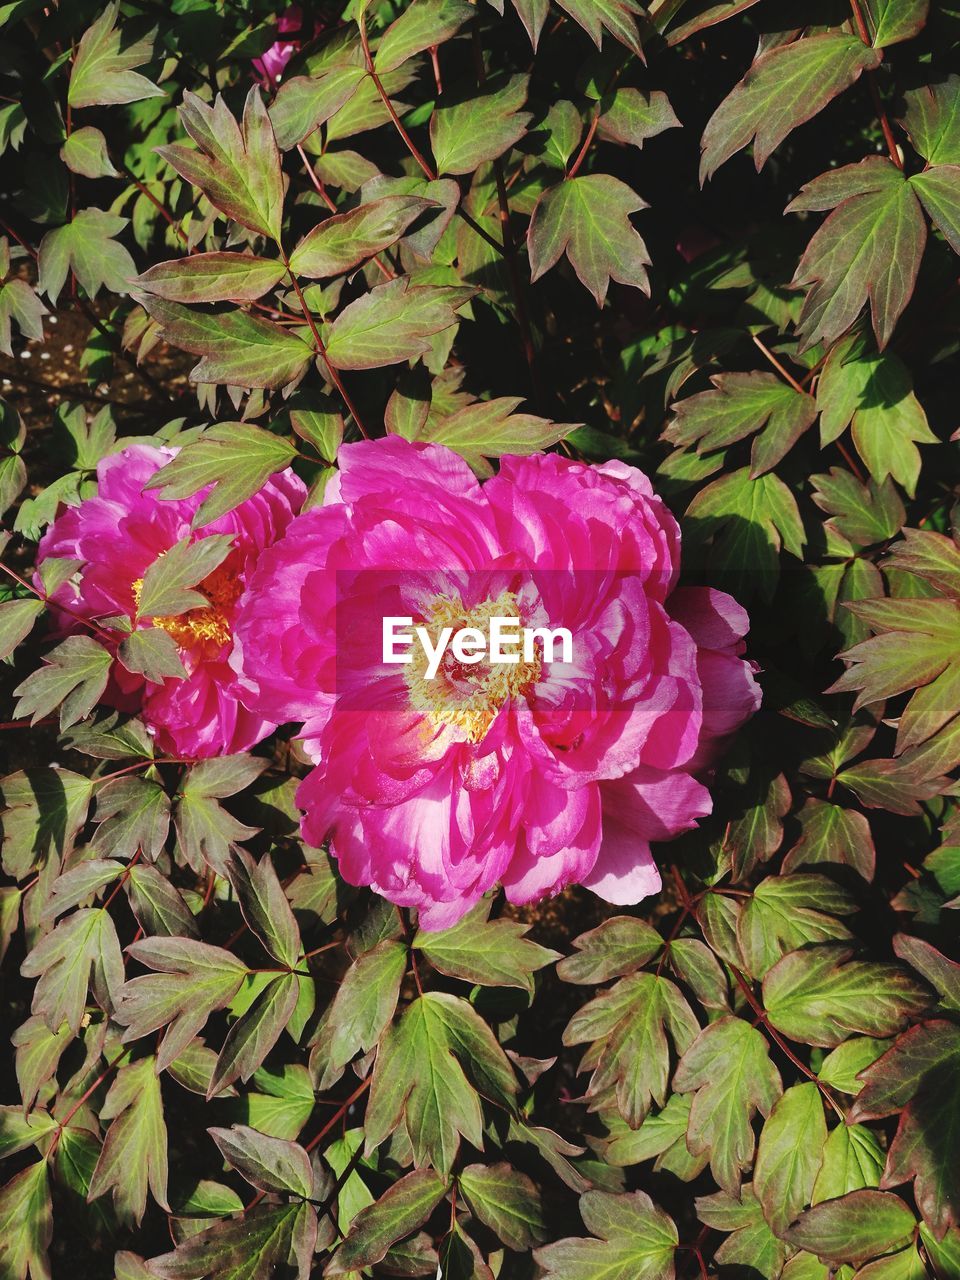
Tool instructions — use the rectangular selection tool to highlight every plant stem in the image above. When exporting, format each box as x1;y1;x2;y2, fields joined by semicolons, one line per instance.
49;1049;126;1158
849;0;903;169
280;253;370;439
568;112;600;180
751;334;807;395
731;966;846;1119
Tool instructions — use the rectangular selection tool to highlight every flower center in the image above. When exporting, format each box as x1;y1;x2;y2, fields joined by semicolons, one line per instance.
404;590;541;744
131;563;242;657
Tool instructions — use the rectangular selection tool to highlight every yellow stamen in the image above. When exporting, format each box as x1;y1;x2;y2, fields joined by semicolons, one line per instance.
405;590;541;744
131;563;241;657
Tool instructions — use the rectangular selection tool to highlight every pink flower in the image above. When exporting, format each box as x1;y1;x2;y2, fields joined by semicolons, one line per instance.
252;6;317;87
233;439;760;928
37;443;305;758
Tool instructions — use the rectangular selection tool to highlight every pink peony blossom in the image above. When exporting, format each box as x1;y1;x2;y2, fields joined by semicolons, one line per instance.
37;443;305;758
252;6;316;87
233;438;760;928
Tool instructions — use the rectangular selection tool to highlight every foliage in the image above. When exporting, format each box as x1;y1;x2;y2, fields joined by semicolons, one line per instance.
0;1;959;1278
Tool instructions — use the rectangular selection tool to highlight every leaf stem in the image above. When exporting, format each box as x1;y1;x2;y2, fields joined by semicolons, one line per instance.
48;1048;127;1159
296;145;395;281
848;0;903;169
472;30;542;404
357;14;506;259
731;966;846;1119
567;112;600;180
751;334;806;395
358;18;436;181
0;557;117;645
280;252;370;439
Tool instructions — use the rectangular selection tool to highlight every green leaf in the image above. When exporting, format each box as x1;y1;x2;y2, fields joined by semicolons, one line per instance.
117;627;187;684
13;634;112;730
831;597;960;754
88;1056;168;1224
143;422;297;528
696;1184;787;1280
174;756;265;875
289;401;343;462
893;934;960;1011
901;76;960;165
564;972;700;1127
430;74;531;174
365;992;516;1174
818;1037;891;1093
528;173;650;305
406;396;573;478
68;1;163;108
224;850;300;969
138;296;313;390
210;972;299;1097
673;1015;782;1194
810;469;905;548
323;278;473;370
0;1162;52;1280
125;863;198;939
537;100;583;168
208;1125;312;1199
230;1064;314;1140
557;916;662;984
736;873;856;978
375;0;474;72
700;34;881;180
508;0;551;48
324;1129;373;1232
726;771;792;881
863;0;929;47
20;907;122;1034
328;1170;447;1276
783;799;876;880
38;209;136;306
136;253;286;304
599;88;681;149
763;945;931;1048
553;0;644;54
147;1200;315;1280
312;939;406;1088
534;1189;678;1280
851;1020;960;1235
0;599;44;662
604;1093;707;1180
0;278;45;361
0;767;92;880
459;1163;547;1250
158;88;283;240
117;937;248;1070
684;466;805;600
40;858;123;921
665;371;817;476
788;158;926;350
91;776;170;861
136;534;234;619
60;126;118;179
754;1083;828;1234
811;1123;884;1202
269;67;366;151
414;899;558;993
0;1107;57;1160
815;335;936;496
785;1190;916;1266
289;196;436;279
910;166;960;254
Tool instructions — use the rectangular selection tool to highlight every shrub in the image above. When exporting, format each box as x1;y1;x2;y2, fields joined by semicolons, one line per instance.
0;1;958;1278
